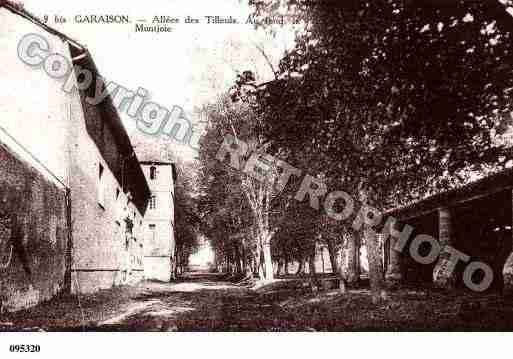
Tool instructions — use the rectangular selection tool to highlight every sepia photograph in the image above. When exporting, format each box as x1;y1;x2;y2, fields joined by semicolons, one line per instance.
2;0;513;356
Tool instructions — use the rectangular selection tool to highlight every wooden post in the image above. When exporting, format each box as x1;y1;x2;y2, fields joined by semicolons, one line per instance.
503;190;513;292
385;231;402;286
433;207;456;288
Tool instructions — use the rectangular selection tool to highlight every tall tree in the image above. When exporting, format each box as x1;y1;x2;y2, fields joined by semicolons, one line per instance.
197;94;284;281
249;0;513;301
173;161;201;276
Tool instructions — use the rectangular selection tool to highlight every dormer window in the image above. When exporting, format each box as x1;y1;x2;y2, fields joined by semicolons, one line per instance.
150;166;157;180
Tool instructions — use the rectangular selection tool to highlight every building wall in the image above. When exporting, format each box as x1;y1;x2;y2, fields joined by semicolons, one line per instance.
0;7;70;185
0;143;68;312
0;8;72;311
142;164;175;281
67;64;145;294
0;7;147;301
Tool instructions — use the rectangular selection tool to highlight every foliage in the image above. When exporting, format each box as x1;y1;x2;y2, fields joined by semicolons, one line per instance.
245;0;513;297
251;0;513;207
174;160;202;273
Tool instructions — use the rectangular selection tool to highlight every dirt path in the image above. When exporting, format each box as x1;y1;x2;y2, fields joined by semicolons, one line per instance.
90;273;304;331
3;272;513;331
1;273;304;331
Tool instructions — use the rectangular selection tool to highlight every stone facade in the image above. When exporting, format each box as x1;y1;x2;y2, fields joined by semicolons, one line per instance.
0;144;68;312
0;4;150;309
141;162;176;282
67;76;147;293
0;6;72;311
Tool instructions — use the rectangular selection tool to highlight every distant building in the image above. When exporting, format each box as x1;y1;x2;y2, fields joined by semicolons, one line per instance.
140;161;176;281
0;2;150;310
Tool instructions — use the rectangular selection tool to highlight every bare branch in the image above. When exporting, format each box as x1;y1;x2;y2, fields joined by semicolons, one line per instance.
252;41;278;79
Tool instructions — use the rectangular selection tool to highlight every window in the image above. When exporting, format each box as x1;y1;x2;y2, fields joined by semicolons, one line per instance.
98;163;105;208
149;224;156;242
149;195;157;209
150;166;157;180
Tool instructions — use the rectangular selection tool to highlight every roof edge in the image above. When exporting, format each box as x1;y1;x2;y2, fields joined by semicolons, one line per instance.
1;1;87;51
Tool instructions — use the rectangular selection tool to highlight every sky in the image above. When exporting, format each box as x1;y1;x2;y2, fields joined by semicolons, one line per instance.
21;0;296;161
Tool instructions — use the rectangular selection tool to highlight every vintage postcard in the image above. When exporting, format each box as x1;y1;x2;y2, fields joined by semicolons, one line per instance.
1;0;513;356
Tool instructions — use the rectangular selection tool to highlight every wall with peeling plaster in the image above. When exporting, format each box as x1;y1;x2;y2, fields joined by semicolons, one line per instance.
0;144;67;312
0;7;148;309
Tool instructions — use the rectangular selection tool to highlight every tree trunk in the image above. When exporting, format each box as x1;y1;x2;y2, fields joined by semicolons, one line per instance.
276;260;283;276
212;251;219;272
174;245;182;278
308;255;316;276
296;258;304;275
346;232;360;284
169;255;176;281
336;245;346;292
338;244;345;272
241;245;247;274
250;255;256;275
284;259;290;275
308;247;319;291
172;246;179;278
327;240;340;274
256;249;264;279
245;254;253;278
262;242;274;281
365;226;387;303
234;245;242;274
225;253;231;274
321;247;325;273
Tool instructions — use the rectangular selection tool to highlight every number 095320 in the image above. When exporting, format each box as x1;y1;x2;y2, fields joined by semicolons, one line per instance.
9;344;40;353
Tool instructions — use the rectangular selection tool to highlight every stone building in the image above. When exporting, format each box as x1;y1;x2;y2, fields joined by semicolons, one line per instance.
383;169;513;291
0;2;150;310
296;167;513;293
140;160;177;281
